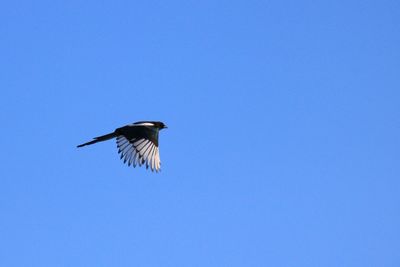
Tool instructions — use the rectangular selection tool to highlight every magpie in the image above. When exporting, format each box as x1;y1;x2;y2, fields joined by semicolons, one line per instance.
77;121;167;172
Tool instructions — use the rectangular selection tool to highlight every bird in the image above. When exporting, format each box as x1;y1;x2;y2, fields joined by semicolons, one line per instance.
77;121;167;172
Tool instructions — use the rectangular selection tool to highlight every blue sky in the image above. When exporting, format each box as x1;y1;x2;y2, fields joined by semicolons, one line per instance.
0;0;399;266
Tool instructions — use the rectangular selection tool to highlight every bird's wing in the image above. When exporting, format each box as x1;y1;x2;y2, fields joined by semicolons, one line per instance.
115;126;161;172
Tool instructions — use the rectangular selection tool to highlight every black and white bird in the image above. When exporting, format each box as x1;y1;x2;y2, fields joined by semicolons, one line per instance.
77;121;167;172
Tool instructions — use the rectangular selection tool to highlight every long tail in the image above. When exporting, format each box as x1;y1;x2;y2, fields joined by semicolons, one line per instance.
77;132;118;148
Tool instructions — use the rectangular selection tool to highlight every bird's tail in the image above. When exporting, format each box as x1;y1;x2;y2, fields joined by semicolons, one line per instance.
77;132;118;148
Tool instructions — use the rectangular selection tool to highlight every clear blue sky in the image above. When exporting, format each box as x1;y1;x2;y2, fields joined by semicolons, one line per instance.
1;0;399;266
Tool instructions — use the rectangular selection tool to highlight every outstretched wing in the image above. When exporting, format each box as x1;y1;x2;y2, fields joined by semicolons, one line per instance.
115;126;161;172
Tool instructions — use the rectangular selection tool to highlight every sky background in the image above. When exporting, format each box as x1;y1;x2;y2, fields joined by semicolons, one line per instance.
0;0;399;266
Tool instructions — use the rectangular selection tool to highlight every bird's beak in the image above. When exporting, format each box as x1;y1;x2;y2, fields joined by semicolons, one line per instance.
163;125;168;129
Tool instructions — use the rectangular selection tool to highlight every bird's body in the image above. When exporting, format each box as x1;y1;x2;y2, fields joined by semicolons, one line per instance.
77;121;167;172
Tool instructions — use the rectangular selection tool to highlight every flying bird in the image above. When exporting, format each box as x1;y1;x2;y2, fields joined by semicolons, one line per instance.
77;121;167;172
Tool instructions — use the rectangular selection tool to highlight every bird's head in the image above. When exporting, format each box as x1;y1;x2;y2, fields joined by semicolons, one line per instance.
152;121;167;130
